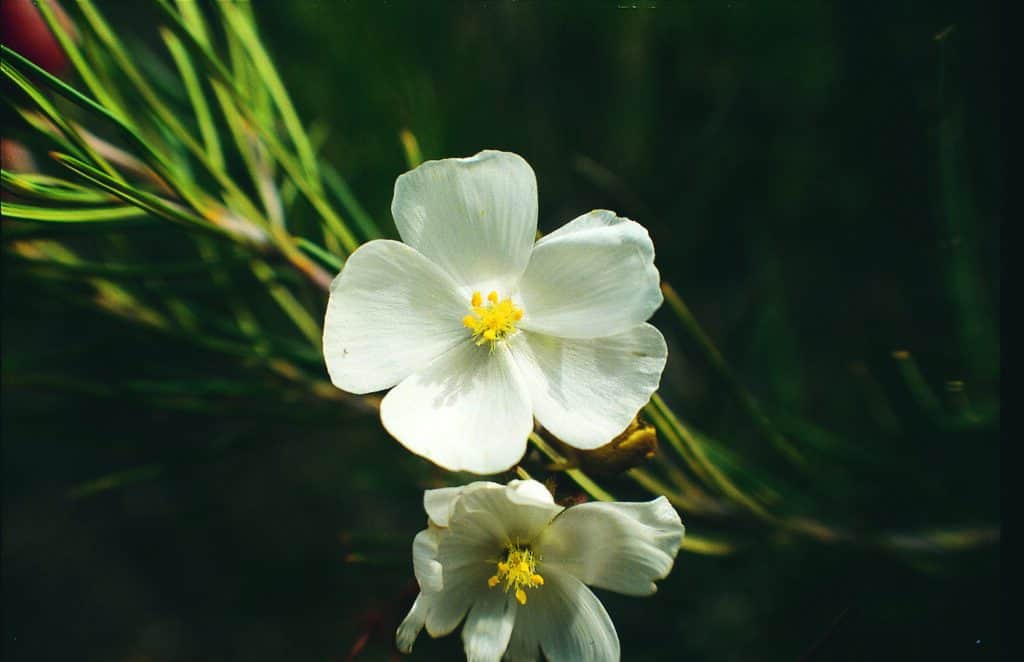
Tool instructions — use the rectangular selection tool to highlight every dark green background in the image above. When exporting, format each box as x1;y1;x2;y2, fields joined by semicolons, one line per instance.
3;1;1000;660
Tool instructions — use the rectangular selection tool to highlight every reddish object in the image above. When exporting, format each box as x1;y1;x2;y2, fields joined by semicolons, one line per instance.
0;0;75;76
1;138;37;173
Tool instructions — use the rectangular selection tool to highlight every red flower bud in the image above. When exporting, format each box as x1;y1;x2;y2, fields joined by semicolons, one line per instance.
1;0;77;76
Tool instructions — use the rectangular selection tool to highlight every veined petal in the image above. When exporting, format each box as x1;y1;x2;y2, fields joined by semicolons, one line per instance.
509;324;667;450
424;483;501;528
323;239;466;394
380;343;533;474
461;587;517;662
536;497;685;596
392;150;538;293
505;479;557;508
518;210;662;339
440;482;563;570
424;564;493;638
511;568;620;662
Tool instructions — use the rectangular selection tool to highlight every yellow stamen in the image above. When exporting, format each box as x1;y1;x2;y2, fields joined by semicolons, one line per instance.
462;290;524;349
486;543;544;606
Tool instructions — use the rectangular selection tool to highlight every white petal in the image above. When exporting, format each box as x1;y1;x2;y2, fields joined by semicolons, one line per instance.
424;564;492;637
536;497;685;596
391;150;538;292
380;343;533;474
518;210;662;339
505;479;556;508
323;239;467;394
440;482;563;568
424;482;502;527
412;528;443;593
511;568;620;662
462;587;517;662
509;324;667;450
396;592;431;653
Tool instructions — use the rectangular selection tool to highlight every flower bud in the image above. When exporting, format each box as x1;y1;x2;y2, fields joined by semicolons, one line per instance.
552;416;659;476
1;0;77;76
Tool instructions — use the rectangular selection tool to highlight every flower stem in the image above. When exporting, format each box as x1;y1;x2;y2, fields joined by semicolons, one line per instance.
528;432;615;502
660;282;807;468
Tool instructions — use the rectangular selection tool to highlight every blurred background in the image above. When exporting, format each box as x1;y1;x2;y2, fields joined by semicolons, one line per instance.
2;1;1000;660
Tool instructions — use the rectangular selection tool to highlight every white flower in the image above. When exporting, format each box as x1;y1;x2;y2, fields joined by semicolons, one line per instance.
396;479;686;661
323;150;667;474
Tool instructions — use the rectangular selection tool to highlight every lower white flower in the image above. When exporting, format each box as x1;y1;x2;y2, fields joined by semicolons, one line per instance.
396;479;685;661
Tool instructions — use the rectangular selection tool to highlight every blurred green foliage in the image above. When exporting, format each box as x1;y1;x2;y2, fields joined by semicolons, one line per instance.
2;1;999;660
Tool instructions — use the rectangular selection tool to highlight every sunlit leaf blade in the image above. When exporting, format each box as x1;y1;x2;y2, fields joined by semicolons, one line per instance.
297;237;344;272
35;0;127;119
1;201;148;223
161;28;224;172
49;152;225;236
218;1;319;183
1;170;116;203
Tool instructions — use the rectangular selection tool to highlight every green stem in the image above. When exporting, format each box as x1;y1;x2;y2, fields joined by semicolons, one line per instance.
661;282;807;468
529;432;615;502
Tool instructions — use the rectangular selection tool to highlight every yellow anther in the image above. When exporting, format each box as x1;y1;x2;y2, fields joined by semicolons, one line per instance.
487;543;544;606
461;290;523;349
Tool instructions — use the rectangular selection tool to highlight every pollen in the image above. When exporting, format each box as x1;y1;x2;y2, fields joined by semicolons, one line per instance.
487;543;544;605
462;290;523;349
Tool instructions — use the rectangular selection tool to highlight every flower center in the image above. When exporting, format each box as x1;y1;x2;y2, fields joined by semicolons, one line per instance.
462;290;523;348
487;543;544;605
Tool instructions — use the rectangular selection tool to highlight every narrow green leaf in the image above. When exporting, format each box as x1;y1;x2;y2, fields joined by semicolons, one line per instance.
154;0;236;88
661;282;808;469
175;0;211;47
400;129;424;169
69;465;164;499
1;201;147;223
1;45;121;126
50;152;222;234
1;170;116;203
11;107;77;155
250;259;323;347
322;163;382;241
161;28;225;171
68;3;266;225
297;237;343;272
219;1;319;183
35;0;127;118
1;52;120;179
1;45;203;210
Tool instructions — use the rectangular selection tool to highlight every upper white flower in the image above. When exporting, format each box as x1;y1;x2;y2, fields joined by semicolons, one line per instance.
323;150;667;474
396;479;686;661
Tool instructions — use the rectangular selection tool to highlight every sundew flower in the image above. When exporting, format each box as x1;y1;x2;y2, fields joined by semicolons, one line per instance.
396;479;685;661
323;150;667;473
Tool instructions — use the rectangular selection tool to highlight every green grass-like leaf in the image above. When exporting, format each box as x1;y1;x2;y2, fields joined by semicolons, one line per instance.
1;201;148;223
